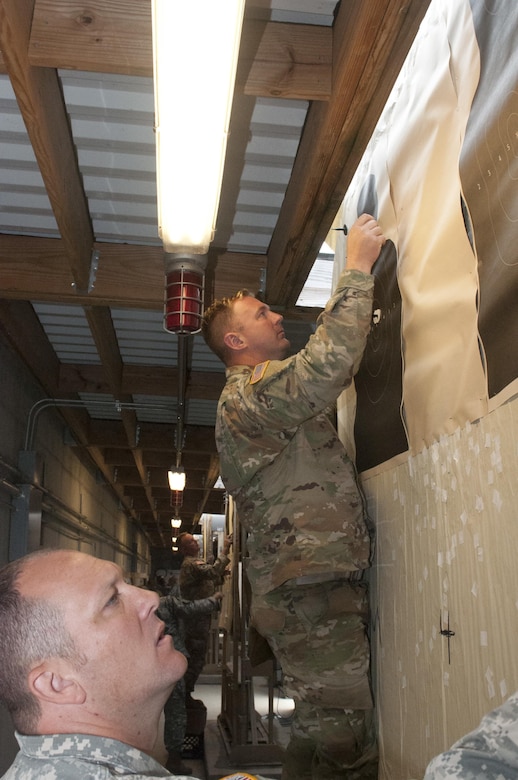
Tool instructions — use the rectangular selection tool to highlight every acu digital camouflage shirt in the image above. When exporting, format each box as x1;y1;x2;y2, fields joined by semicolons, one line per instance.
3;732;274;779
216;269;375;596
424;690;518;779
2;732;176;779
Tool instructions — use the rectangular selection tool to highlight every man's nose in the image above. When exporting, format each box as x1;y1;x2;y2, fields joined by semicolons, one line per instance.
133;583;159;616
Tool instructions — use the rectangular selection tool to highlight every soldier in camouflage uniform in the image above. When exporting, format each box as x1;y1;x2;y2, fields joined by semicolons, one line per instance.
201;214;385;779
178;532;231;705
424;690;518;779
0;548;274;780
157;585;222;773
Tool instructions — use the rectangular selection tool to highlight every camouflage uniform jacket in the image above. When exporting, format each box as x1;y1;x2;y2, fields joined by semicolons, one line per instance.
2;732;185;778
157;590;221;654
3;733;275;780
179;553;229;601
216;269;375;596
424;690;518;778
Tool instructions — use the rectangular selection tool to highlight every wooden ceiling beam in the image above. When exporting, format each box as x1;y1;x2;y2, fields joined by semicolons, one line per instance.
103;449;213;471
191;453;224;528
123;365;225;400
0;299;61;393
238;20;331;101
86;420;218;453
84;306;124;394
59;364;110;395
144;494;225;521
114;467;214;491
128;491;225;515
152;452;214;472
0;0;94;293
115;466;154;487
28;0;152;77
151;484;217;500
58;363;225;399
102;449;137;467
83;304;162;529
142;424;218;454
0;236;266;309
24;1;330;101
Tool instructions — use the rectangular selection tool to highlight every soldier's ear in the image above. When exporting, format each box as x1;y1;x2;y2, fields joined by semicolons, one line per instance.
224;332;245;351
29;662;86;706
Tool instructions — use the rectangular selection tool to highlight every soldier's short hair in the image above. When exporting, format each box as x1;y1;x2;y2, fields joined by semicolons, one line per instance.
177;532;193;554
0;550;85;733
201;289;253;364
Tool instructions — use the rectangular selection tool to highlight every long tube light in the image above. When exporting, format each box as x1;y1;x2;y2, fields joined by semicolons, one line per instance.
151;0;246;255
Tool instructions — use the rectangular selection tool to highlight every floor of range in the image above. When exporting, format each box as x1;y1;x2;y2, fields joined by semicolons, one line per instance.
184;678;293;780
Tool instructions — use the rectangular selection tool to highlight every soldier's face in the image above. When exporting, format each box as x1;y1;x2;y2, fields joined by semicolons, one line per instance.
182;535;200;556
230;296;291;362
21;551;187;714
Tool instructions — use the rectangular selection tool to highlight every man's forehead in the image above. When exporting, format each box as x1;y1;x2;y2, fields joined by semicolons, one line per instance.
20;551;119;596
233;295;264;318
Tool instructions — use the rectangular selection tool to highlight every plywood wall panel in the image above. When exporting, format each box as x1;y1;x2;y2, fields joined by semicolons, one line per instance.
363;398;518;778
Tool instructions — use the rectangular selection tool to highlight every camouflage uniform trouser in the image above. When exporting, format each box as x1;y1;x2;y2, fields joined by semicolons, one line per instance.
250;578;378;780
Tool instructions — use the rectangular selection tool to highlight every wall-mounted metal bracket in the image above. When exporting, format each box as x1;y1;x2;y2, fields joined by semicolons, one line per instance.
88;248;100;292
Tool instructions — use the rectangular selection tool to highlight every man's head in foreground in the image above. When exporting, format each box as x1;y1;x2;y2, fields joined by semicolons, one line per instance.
0;549;186;752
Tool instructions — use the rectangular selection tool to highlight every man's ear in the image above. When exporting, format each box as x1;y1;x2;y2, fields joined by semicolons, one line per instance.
28;663;86;706
223;332;245;351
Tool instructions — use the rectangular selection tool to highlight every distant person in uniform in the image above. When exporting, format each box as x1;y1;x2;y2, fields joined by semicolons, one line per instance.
201;214;385;779
177;532;231;707
0;548;272;780
157;585;222;773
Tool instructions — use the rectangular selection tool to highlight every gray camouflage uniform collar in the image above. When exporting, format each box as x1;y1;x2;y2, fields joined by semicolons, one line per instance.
14;731;171;776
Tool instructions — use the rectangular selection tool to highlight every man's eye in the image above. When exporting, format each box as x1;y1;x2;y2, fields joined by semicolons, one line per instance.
105;592;120;607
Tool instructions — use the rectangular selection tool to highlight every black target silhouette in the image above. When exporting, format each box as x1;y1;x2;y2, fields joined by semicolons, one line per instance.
353;174;409;473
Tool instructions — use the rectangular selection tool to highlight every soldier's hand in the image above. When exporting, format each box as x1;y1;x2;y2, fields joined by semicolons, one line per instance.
223;534;233;554
346;213;385;274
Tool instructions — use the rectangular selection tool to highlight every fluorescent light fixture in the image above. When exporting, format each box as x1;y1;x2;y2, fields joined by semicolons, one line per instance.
151;0;245;254
168;465;186;491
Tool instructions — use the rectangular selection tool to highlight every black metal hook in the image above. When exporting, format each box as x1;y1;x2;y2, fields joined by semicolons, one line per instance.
440;612;456;664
